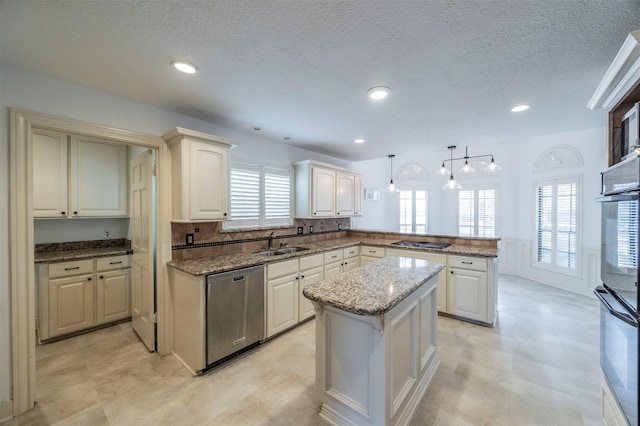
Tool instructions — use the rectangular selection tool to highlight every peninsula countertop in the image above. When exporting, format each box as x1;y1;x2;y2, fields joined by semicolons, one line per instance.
302;256;444;316
167;237;496;276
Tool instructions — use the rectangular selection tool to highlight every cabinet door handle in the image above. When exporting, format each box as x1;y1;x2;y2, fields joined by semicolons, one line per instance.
109;261;122;265
64;266;80;271
331;255;337;259
461;261;473;265
370;250;377;254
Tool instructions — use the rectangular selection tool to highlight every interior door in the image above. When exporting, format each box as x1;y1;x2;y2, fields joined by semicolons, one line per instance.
130;149;156;351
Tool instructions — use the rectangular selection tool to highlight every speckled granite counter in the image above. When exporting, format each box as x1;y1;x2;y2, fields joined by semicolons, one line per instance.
34;239;131;263
302;256;444;316
167;237;496;276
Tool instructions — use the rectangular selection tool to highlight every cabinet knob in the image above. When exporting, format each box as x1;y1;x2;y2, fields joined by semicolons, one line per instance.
99;275;104;279
451;271;454;274
61;211;66;215
295;277;299;280
301;275;305;278
73;211;78;215
337;212;340;215
314;212;317;215
87;277;92;281
224;213;228;216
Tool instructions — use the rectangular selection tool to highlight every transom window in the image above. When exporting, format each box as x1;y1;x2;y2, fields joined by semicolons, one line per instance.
224;162;292;229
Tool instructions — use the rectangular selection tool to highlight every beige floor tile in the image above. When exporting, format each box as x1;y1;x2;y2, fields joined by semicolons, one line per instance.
5;275;604;426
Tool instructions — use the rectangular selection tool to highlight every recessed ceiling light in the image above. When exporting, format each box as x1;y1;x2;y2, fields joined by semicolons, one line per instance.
172;60;198;74
354;139;365;144
511;104;530;112
283;137;291;140
253;126;262;131
368;86;390;100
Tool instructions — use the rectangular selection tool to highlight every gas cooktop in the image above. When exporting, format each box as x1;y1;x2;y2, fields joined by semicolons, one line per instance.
391;241;451;250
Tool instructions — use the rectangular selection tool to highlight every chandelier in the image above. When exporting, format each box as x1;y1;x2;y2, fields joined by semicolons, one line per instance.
437;145;501;190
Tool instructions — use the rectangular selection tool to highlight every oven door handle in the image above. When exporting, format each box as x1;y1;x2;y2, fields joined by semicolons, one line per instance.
594;287;639;328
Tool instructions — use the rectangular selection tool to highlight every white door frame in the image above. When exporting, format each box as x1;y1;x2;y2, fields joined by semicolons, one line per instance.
9;108;174;415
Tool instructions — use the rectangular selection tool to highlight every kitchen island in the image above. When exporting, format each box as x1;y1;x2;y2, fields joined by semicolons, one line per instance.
303;256;444;426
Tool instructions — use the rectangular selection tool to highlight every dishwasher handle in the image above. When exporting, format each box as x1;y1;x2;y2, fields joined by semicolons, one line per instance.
233;275;246;282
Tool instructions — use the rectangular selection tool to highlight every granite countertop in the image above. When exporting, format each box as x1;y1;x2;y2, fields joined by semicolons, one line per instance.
34;239;131;263
167;237;497;276
302;256;444;316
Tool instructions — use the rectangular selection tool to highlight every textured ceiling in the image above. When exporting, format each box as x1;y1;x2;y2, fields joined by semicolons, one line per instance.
2;1;640;161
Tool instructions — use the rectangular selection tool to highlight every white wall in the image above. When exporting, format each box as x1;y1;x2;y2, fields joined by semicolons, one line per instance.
0;62;352;405
33;218;130;244
352;127;606;297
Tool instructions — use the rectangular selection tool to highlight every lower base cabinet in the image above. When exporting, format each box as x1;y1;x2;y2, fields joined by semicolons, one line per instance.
267;253;325;338
38;255;132;341
447;267;488;323
601;372;630;426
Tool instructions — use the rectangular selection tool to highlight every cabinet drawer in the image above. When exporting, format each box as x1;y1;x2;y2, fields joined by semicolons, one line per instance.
49;259;93;278
324;249;343;263
268;258;299;280
299;253;323;270
360;246;384;258
343;246;360;259
96;255;131;271
448;255;487;272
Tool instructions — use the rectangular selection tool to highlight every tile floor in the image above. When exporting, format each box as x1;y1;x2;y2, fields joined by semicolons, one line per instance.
4;275;602;425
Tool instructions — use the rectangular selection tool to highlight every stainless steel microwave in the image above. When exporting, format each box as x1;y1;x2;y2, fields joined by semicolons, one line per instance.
622;102;640;160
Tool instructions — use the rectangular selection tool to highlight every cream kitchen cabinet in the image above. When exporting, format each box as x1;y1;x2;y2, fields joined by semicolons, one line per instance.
386;248;448;312
38;255;132;341
336;172;355;216
298;254;324;321
266;259;300;337
323;249;343;279
46;260;95;339
33;130;128;218
342;246;360;272
446;255;496;325
354;175;363;216
164;127;237;222
293;160;363;218
267;253;326;337
360;245;385;265
96;255;132;325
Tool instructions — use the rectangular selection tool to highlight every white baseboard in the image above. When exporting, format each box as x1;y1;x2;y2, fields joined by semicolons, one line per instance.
0;400;13;423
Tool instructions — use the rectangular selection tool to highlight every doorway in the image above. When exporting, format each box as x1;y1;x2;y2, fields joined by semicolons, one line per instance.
10;109;173;415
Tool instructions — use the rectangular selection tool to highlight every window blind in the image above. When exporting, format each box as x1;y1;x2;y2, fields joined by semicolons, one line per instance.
478;189;496;237
459;190;474;236
227;163;292;229
556;182;576;268
398;188;427;233
536;184;553;264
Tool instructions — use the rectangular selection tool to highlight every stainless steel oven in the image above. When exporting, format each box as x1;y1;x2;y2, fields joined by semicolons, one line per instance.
597;155;640;425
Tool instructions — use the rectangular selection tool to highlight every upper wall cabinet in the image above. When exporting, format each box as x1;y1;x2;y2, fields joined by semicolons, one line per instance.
33;130;128;218
588;29;640;166
163;127;237;222
293;160;363;218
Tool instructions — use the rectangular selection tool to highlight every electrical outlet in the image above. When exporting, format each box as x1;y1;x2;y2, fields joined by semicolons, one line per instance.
338;223;342;231
186;233;195;245
297;226;303;234
104;229;111;238
194;227;200;233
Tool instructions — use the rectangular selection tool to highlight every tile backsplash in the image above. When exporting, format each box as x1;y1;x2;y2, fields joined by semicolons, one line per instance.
171;218;351;260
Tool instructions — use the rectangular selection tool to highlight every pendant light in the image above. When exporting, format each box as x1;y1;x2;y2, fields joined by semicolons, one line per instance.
438;145;500;190
387;154;400;192
441;146;462;190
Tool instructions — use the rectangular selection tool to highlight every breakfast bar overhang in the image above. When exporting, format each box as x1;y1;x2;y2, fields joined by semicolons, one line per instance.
303;256;444;426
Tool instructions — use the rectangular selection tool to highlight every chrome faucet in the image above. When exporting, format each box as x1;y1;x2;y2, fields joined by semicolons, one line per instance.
268;231;276;249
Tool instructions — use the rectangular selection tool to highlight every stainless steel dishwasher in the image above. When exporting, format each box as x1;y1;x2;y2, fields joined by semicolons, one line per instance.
206;265;264;366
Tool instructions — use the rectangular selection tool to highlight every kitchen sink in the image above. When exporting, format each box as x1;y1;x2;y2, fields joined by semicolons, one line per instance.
254;247;309;256
275;247;309;254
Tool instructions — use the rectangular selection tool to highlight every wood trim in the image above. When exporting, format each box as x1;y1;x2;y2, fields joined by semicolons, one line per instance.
9;108;172;415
